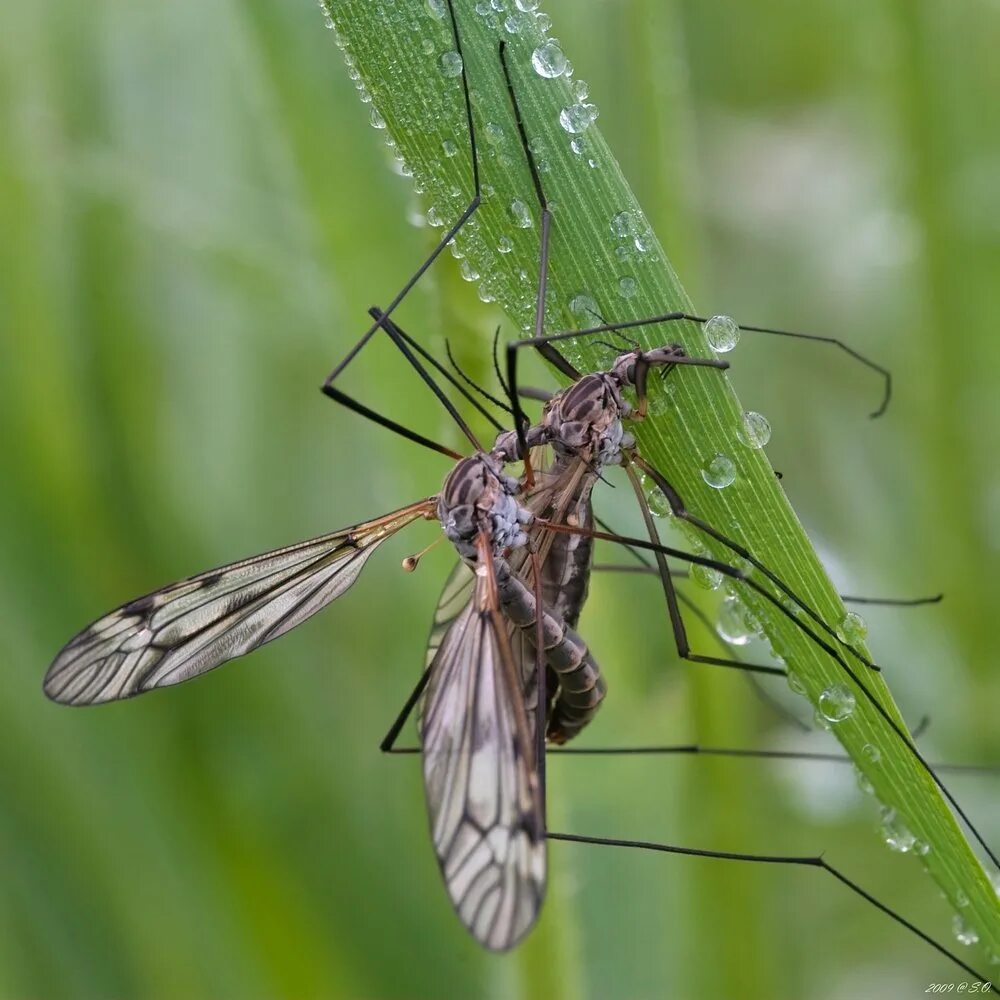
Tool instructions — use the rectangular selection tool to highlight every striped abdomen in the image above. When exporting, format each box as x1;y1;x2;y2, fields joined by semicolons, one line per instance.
494;558;606;744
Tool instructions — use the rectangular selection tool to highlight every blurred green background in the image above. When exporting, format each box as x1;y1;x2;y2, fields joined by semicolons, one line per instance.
2;1;999;997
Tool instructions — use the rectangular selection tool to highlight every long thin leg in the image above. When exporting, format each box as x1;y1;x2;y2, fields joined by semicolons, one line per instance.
547;743;1000;775
620;463;787;678
546;831;991;985
592;514;809;730
509;310;891;418
383;734;999;773
535;514;1000;869
594;564;944;608
319;304;489;459
321;0;481;393
497;39;579;469
675;575;810;731
380;667;432;753
633;454;880;674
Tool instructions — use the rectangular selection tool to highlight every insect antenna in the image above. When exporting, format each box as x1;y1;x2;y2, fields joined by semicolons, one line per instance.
490;326;517;405
444;338;514;417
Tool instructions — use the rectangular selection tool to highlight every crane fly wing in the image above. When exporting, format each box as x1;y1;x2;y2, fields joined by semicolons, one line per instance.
423;560;540;745
421;555;546;951
424;560;475;669
45;501;434;706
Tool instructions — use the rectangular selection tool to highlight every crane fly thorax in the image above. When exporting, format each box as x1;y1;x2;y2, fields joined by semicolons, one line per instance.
542;373;633;468
438;454;532;561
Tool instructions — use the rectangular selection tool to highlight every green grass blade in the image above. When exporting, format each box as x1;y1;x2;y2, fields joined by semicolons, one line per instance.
323;0;1000;966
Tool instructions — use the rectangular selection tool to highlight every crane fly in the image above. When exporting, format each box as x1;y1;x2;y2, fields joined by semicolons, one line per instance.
44;0;999;979
312;1;999;980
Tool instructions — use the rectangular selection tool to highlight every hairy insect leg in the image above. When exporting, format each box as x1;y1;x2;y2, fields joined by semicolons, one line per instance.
546;831;991;984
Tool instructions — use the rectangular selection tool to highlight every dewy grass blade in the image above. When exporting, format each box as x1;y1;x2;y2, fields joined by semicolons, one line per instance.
322;0;1000;956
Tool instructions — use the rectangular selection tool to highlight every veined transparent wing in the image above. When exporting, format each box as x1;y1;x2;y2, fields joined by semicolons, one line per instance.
421;548;546;951
45;501;434;706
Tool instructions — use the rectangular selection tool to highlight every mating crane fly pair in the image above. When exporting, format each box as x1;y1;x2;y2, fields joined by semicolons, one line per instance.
45;0;998;982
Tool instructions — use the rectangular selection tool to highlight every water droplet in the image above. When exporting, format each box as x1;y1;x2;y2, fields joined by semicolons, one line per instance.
717;595;755;646
952;914;979;946
532;41;567;78
913;839;931;856
691;563;723;591
836;611;868;645
818;684;855;723
509;199;532;228
955;889;970;908
861;743;881;764
701;454;736;489
610;210;634;239
856;768;875;795
504;14;524;33
514;0;538;9
460;260;480;282
426;206;444;228
879;806;916;853
569;293;599;321
736;411;771;449
369;107;386;129
497;235;513;254
559;103;597;134
572;79;589;101
634;485;667;517
484;121;505;145
442;138;458;158
617;276;638;299
704;315;740;353
426;0;446;18
421;37;436;55
439;51;464;78
535;12;552;31
570;136;587;156
786;671;806;696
